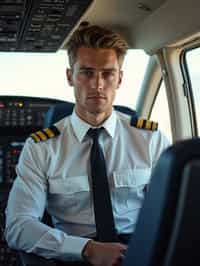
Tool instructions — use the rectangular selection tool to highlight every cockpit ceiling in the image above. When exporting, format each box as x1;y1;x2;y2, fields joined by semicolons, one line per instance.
0;0;93;52
88;0;166;24
84;0;167;42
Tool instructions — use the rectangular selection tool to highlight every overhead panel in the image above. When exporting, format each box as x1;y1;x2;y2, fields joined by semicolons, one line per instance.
0;0;93;52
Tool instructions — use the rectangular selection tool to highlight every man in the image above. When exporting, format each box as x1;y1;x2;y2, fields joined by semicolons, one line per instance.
5;25;169;266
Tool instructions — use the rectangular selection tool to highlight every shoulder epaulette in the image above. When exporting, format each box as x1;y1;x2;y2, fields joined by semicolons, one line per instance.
30;125;60;143
131;117;158;131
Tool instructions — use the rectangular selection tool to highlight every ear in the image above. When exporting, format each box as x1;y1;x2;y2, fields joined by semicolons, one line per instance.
117;70;123;89
66;68;74;86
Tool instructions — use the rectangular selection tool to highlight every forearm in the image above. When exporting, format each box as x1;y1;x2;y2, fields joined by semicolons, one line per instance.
5;214;90;261
5;176;90;262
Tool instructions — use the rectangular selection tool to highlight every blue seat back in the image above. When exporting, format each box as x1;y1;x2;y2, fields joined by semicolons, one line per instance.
123;138;200;266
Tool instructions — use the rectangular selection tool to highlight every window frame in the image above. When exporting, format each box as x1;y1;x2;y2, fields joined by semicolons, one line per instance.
180;46;199;136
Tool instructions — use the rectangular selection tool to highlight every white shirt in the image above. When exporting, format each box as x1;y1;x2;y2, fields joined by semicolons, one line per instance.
5;109;169;261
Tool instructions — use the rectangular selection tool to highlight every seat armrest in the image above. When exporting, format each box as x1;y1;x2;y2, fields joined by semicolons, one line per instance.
18;251;57;266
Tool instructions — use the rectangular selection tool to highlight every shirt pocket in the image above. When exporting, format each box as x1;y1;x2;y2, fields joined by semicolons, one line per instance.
48;175;90;214
112;168;151;215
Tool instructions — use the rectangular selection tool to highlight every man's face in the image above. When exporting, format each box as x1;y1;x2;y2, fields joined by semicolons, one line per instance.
67;46;122;121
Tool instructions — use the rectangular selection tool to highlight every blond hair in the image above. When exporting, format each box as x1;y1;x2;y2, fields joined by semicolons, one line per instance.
67;25;129;68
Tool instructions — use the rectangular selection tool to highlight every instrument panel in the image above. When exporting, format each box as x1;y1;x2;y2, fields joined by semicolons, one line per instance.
0;0;93;52
0;95;67;266
0;97;56;127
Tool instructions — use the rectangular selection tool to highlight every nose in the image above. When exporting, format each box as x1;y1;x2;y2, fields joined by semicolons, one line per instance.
91;71;104;91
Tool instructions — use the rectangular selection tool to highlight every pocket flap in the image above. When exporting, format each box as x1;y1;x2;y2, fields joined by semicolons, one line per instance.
113;168;151;188
49;175;90;194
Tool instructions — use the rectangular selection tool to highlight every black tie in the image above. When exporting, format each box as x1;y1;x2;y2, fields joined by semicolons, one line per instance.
88;128;118;242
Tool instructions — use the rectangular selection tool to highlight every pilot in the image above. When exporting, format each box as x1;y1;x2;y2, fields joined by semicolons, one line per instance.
5;25;169;266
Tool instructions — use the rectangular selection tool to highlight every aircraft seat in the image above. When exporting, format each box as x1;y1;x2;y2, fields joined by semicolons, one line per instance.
123;137;200;266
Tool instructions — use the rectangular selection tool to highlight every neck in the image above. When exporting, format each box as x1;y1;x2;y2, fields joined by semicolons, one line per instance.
75;106;112;126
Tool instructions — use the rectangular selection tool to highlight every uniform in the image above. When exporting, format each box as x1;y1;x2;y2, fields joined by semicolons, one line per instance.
5;109;169;262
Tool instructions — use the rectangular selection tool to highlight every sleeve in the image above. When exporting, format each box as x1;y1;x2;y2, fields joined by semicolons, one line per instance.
150;130;170;169
5;138;90;262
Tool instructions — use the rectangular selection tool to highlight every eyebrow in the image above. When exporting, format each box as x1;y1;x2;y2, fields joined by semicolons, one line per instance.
79;66;117;72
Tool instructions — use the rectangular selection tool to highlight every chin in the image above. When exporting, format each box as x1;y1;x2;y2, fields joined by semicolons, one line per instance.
88;105;111;115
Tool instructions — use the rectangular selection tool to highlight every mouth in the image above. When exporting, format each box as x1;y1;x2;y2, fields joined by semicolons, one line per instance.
87;95;106;100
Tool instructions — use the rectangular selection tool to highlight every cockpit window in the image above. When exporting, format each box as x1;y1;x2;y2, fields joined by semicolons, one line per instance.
0;50;149;108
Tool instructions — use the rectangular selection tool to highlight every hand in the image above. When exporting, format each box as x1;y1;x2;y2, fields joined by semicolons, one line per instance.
82;240;127;266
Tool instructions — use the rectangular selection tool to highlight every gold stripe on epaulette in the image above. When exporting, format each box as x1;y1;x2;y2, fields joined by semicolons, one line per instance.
44;128;55;138
145;120;152;130
31;133;40;143
137;118;144;128
152;122;158;131
36;131;47;141
30;125;60;143
132;118;158;131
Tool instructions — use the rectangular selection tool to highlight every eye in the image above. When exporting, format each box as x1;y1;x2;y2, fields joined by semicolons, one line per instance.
102;71;115;81
80;69;94;78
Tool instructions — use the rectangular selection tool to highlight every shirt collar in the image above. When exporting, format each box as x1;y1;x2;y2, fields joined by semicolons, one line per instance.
101;110;117;138
70;108;117;142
